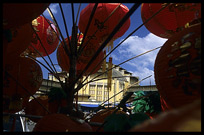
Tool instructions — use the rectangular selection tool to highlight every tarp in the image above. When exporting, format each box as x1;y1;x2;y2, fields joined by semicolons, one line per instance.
80;103;131;108
80;104;99;108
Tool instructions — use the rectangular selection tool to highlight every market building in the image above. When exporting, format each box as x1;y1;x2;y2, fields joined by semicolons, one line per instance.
37;63;139;106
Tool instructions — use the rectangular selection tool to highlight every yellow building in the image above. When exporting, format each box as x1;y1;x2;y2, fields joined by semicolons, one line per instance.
47;63;139;105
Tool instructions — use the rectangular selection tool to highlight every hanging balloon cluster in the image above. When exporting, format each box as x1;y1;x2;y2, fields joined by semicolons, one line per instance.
32;3;132;132
4;2;200;132
3;3;50;114
140;3;201;110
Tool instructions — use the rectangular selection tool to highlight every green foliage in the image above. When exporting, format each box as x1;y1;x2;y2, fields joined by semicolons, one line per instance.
103;112;150;132
132;91;161;114
48;87;67;102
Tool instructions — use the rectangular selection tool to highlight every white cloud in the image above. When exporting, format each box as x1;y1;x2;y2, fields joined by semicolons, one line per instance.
43;4;58;17
117;33;167;86
110;53;120;61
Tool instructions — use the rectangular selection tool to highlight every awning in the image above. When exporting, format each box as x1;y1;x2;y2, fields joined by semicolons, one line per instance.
80;104;99;108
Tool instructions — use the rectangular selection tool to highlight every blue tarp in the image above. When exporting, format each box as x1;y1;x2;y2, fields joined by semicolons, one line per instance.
80;103;131;108
80;104;99;108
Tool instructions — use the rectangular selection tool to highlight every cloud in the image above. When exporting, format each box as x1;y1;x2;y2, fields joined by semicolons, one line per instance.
116;33;167;86
54;65;62;72
110;53;120;61
43;3;58;17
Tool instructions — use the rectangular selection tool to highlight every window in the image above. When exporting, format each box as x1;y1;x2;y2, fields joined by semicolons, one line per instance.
104;97;108;101
97;85;103;90
89;85;95;90
97;96;102;101
89;90;95;95
119;83;124;90
97;90;102;95
104;91;109;96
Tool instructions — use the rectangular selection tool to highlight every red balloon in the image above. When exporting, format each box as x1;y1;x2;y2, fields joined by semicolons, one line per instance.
33;113;93;132
154;23;201;109
3;3;50;29
141;3;201;38
78;3;130;43
6;23;33;58
3;56;43;98
57;34;104;76
26;16;59;57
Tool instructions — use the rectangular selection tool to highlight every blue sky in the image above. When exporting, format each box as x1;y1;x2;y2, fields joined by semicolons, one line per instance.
37;3;167;86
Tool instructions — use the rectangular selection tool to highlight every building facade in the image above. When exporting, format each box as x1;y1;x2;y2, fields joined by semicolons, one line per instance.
41;63;139;105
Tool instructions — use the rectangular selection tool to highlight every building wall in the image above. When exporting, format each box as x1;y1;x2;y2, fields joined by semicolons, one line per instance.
47;64;139;104
77;66;138;104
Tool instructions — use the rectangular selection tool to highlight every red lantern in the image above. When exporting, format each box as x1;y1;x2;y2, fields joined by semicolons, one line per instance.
57;34;104;76
3;3;50;29
6;23;33;58
78;3;130;46
25;96;50;123
33;113;93;132
141;3;201;38
26;16;59;57
154;23;201;109
3;56;43;98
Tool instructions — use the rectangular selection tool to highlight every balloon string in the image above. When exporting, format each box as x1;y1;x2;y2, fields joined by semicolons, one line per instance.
77;3;98;59
42;13;71;58
75;3;81;25
30;22;60;80
58;3;71;56
76;45;161;93
71;3;75;27
27;43;55;75
47;6;71;58
30;15;65;89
